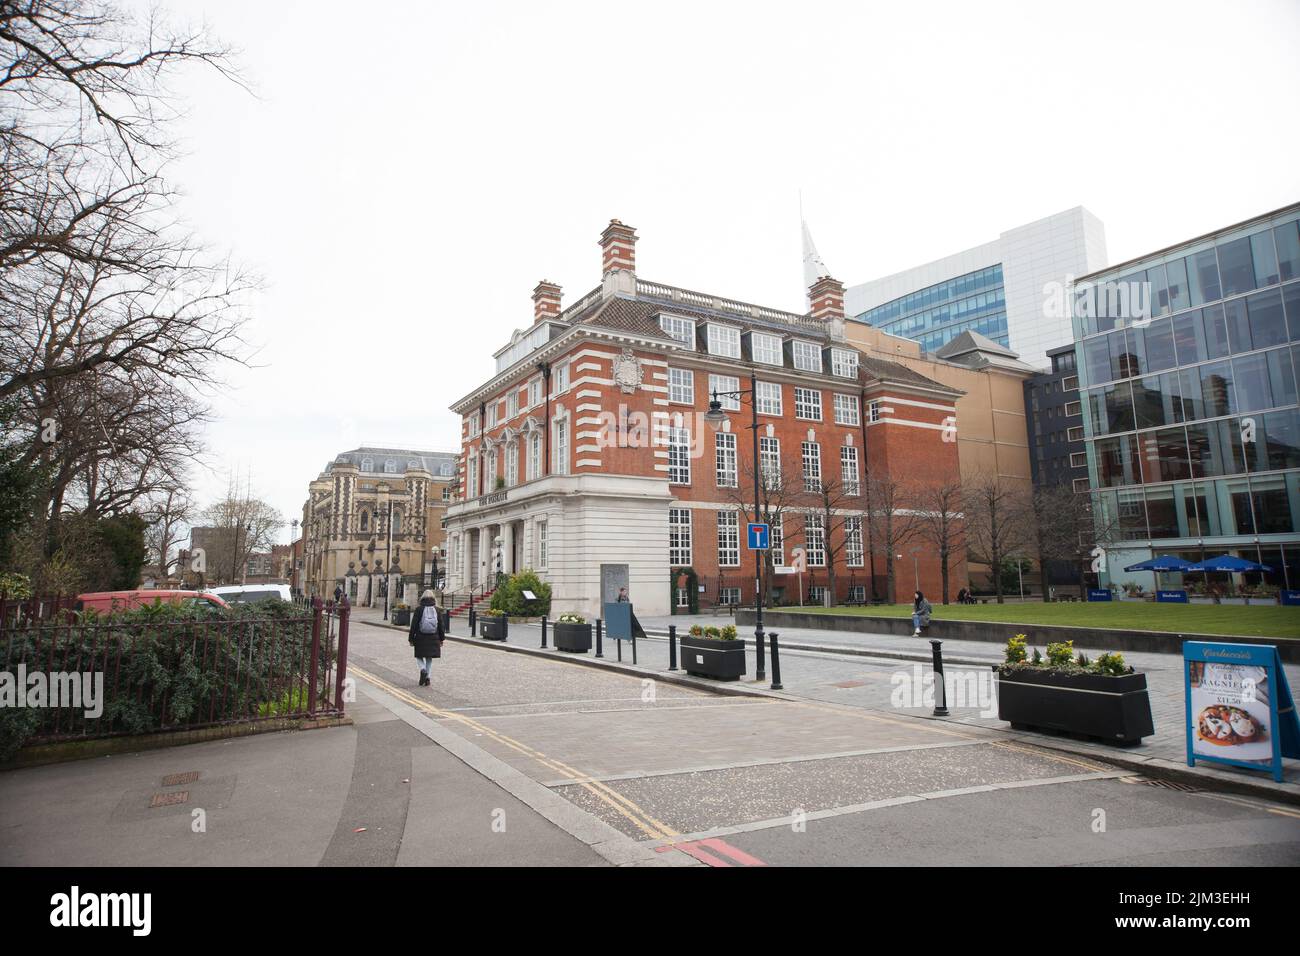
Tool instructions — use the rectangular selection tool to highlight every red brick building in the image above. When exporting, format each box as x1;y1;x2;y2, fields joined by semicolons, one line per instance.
444;220;967;616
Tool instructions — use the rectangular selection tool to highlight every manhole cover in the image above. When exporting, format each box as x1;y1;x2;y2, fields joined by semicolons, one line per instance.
1142;778;1199;793
149;791;190;808
162;771;201;787
831;680;866;689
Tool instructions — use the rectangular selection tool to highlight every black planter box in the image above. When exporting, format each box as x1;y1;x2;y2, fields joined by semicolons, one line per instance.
680;636;746;681
479;616;508;641
392;609;411;627
995;667;1155;745
553;622;592;653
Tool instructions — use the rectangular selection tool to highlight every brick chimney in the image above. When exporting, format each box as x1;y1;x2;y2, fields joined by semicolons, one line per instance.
809;275;845;321
532;280;562;322
599;220;638;296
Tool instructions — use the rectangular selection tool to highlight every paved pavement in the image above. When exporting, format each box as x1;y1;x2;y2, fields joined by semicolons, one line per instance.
426;606;1300;792
345;606;1300;865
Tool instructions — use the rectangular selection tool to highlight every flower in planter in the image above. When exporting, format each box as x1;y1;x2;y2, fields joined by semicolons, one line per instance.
1004;634;1027;664
556;613;586;625
1046;640;1075;667
704;625;722;638
720;624;737;640
688;624;703;637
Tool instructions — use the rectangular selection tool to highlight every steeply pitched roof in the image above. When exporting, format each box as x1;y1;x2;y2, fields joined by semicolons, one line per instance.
933;330;1018;360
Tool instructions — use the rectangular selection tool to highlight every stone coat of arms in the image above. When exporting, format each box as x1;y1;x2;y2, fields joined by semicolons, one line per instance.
612;349;642;393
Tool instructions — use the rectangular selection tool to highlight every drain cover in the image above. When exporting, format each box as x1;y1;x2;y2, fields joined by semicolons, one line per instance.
162;771;201;787
1141;778;1200;793
149;791;190;808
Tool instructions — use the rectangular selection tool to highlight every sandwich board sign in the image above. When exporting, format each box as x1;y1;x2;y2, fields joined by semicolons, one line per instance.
1184;642;1299;783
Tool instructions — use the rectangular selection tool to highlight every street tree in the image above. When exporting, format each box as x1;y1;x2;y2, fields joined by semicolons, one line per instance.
912;478;966;604
863;474;921;605
962;472;1033;604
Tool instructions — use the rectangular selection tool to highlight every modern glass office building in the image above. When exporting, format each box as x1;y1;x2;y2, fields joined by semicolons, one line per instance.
1073;202;1300;591
846;207;1108;368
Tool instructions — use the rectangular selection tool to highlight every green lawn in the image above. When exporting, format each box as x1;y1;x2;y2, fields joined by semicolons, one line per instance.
793;601;1300;639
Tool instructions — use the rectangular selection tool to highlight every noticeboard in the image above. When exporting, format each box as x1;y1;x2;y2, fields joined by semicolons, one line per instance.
1184;641;1299;783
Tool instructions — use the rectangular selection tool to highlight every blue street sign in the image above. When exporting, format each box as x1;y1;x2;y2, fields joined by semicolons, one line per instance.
746;522;770;550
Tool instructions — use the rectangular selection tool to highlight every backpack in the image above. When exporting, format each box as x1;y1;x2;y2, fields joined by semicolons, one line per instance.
418;605;440;635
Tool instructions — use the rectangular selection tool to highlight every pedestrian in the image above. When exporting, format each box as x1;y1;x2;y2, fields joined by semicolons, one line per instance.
616;586;629;603
956;587;967;605
333;584;343;604
911;590;932;636
408;589;445;687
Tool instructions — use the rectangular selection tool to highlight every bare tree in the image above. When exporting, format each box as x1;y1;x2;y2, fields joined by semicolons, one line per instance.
142;484;193;581
721;448;804;606
912;478;966;604
863;474;922;605
796;466;866;607
199;482;284;586
962;472;1033;604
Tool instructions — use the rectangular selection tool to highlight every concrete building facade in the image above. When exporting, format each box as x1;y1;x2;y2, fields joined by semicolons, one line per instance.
444;221;970;618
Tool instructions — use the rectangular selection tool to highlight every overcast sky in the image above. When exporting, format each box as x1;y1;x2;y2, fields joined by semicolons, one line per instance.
160;0;1300;542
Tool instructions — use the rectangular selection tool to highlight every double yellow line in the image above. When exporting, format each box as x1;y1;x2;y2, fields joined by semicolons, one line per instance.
351;665;683;844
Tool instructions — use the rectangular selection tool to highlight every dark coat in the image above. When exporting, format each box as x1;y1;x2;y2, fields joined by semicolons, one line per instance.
408;601;444;658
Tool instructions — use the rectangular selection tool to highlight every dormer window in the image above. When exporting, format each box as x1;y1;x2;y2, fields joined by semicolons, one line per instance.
751;332;783;366
831;348;859;378
384;459;397;474
407;459;420;470
659;314;695;348
706;323;741;358
792;340;823;373
361;457;374;471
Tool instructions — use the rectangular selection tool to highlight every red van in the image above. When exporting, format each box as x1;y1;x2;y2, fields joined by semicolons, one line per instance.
75;589;230;613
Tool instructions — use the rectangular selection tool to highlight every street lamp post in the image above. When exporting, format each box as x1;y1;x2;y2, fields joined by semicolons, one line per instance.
704;368;766;682
384;499;394;621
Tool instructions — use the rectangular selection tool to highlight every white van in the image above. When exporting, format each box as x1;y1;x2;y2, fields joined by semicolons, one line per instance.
209;584;292;604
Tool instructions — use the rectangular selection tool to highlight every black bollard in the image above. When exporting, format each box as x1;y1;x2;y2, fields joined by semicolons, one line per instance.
769;632;783;691
632;630;637;666
617;629;622;662
500;612;509;641
930;639;949;716
755;628;766;682
595;618;603;658
469;607;476;635
540;615;548;649
668;624;678;671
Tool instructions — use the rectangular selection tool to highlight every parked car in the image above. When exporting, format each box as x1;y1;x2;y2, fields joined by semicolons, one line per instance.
208;584;292;604
75;589;230;613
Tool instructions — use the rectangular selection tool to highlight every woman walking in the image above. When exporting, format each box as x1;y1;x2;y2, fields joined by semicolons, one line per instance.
408;590;445;686
911;590;932;637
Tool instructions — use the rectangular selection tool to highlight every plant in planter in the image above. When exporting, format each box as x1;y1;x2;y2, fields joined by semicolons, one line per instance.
995;635;1154;745
680;622;746;680
391;602;412;627
553;612;592;653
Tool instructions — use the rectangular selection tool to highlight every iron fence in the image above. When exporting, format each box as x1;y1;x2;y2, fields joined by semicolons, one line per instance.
0;595;350;746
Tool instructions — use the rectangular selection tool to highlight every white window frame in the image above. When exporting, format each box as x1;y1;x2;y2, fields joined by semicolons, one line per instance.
841;445;860;496
676;587;690;608
528;432;542;480
751;332;783;366
831;348;859;379
553;418;569;475
1064;400;1081;417
770;518;785;567
715;432;738;488
845;516;864;567
756;381;783;416
793;340;823;373
537;520;548;568
1067;425;1084;442
759;436;782;489
869;401;881;423
669;426;691;485
802;441;822;493
707;323;742;358
467;454;478;497
795;387;823;421
719;587;742;606
669;508;692;566
833;393;860;426
505;442;518;487
507;390;519;419
1070;451;1087;468
528;378;543;408
668;367;695;405
1073;477;1090;493
717;511;740;567
659;314;695;348
804;513;826;566
708;374;741;411
554;362;570;393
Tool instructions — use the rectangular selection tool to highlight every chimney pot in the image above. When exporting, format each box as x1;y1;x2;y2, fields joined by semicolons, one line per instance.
532;280;562;321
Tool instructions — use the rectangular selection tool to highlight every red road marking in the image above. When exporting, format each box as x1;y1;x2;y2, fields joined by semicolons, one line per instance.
671;838;767;867
698;838;767;866
674;841;734;867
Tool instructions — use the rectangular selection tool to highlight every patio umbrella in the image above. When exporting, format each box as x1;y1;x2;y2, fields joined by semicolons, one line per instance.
1186;555;1273;572
1123;555;1199;572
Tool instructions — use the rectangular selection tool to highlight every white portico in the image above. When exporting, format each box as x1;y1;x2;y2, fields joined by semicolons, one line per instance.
444;472;673;617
